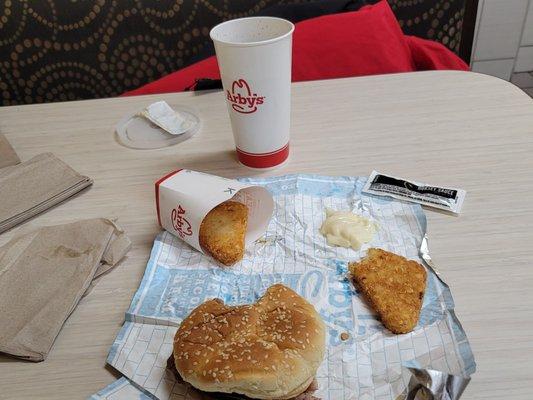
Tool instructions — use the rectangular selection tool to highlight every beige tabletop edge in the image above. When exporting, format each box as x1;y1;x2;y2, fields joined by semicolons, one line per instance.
0;71;532;399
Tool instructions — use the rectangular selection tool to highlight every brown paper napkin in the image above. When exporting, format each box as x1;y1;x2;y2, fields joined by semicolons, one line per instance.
0;218;131;361
0;152;93;233
0;134;20;168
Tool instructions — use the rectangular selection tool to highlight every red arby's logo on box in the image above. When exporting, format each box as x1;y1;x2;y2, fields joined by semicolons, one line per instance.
226;79;265;114
171;204;192;239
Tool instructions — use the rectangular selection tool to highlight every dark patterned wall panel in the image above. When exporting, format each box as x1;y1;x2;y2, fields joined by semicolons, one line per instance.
390;0;466;53
0;0;476;106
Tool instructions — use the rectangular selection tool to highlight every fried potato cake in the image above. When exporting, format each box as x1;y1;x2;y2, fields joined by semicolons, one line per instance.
199;201;248;266
349;248;427;334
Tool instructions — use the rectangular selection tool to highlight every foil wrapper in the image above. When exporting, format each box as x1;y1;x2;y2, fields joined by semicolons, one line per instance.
420;234;445;282
397;368;471;400
407;238;471;400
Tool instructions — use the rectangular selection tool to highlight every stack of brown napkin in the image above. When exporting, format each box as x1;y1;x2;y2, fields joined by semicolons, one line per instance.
0;218;131;361
0;134;20;168
0;152;93;233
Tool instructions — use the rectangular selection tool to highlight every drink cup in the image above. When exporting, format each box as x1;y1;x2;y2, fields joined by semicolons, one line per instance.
210;17;294;169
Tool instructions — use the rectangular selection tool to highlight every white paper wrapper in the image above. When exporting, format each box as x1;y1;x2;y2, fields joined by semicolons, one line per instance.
97;174;475;400
139;101;190;136
155;169;274;253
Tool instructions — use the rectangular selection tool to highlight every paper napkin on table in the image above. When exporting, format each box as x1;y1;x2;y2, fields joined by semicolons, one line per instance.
0;134;20;168
0;152;93;234
0;218;131;361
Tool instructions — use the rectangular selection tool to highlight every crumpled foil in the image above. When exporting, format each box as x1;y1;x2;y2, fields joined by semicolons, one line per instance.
397;236;472;400
420;235;441;275
397;367;471;400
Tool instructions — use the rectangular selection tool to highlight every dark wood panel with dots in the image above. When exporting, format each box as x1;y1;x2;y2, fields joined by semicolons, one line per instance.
0;0;477;106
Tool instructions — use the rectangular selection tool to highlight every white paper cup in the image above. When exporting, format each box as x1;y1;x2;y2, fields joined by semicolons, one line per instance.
210;17;294;169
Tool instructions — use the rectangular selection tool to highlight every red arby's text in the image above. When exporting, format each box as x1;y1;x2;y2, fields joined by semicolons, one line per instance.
227;79;265;114
171;205;192;238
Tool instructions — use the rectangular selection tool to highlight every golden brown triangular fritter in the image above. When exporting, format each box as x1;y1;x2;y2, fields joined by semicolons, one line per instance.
349;248;427;334
199;201;248;266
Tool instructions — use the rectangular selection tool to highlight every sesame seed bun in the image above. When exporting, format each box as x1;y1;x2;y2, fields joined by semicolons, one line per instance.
173;284;325;399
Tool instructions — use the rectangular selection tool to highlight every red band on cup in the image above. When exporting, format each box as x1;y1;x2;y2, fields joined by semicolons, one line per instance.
155;169;183;227
236;143;289;168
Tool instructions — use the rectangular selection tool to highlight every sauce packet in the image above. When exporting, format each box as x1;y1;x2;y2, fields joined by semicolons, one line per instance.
362;170;466;214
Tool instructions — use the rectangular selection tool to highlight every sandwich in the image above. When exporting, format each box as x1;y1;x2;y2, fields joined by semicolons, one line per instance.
199;201;248;265
172;284;325;399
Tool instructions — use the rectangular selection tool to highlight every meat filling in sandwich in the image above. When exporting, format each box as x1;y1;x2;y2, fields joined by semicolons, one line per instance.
167;357;320;400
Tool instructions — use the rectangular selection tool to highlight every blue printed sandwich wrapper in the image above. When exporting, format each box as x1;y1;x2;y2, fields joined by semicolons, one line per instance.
95;174;475;400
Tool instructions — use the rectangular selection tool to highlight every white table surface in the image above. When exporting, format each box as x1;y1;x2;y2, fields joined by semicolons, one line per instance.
0;71;532;399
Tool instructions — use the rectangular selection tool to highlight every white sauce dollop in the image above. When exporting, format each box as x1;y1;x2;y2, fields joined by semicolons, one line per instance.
319;208;377;250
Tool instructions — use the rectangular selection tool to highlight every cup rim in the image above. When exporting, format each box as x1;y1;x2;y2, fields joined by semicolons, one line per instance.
210;16;295;47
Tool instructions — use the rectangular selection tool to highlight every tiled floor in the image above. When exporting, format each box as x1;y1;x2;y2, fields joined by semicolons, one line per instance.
511;71;533;97
523;87;533;97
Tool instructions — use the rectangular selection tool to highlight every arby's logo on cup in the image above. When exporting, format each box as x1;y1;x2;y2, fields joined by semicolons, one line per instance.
226;79;265;114
171;204;193;239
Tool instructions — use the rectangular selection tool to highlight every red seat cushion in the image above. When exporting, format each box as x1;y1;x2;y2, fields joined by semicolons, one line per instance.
292;0;415;81
406;35;469;71
123;1;467;97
